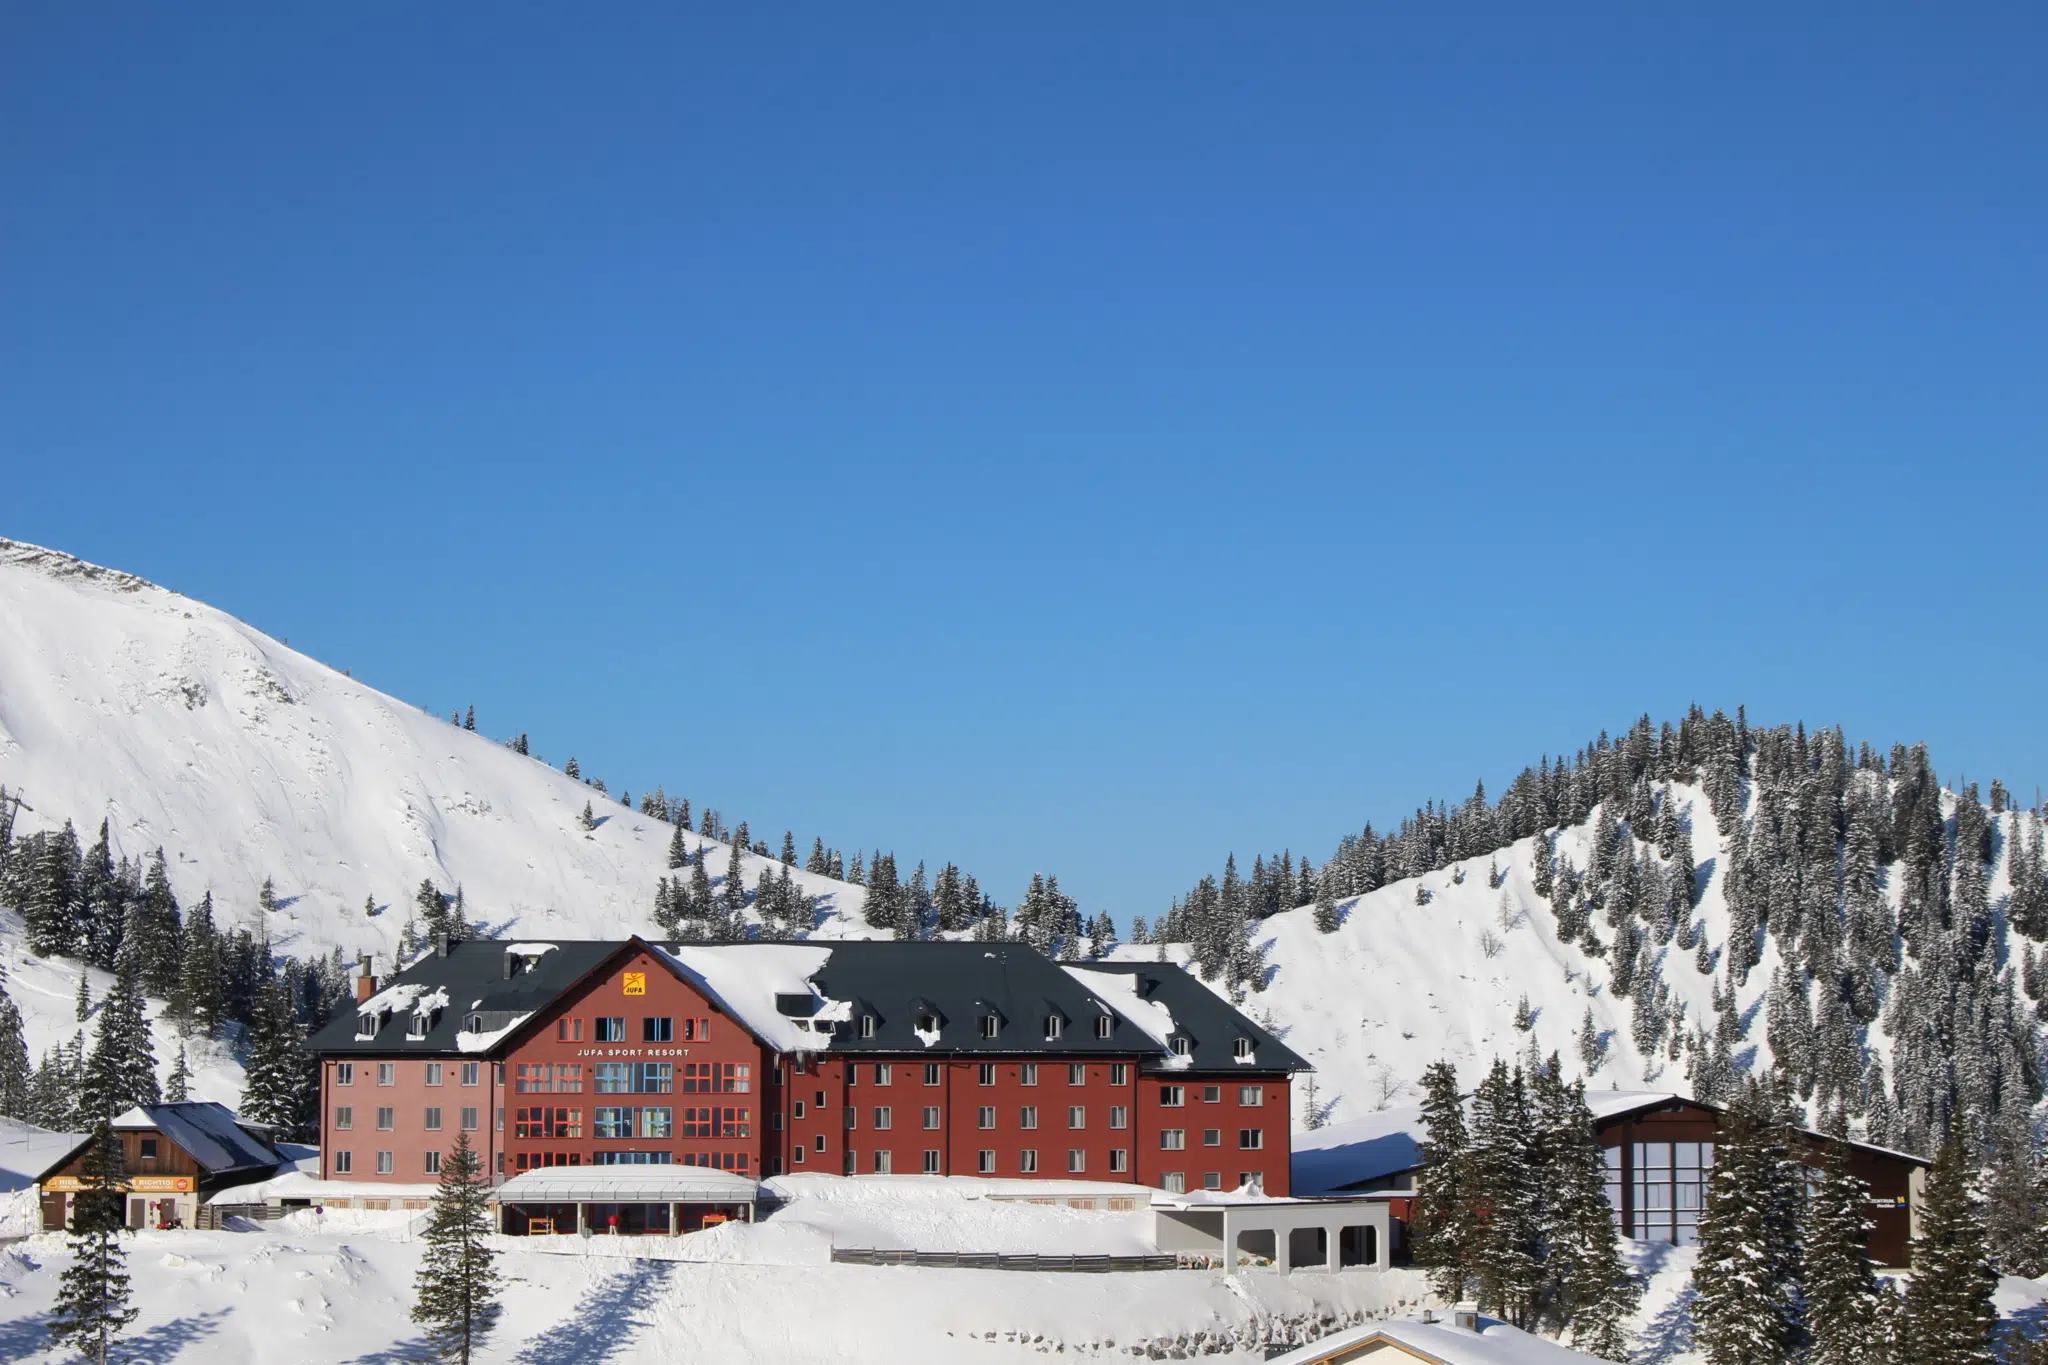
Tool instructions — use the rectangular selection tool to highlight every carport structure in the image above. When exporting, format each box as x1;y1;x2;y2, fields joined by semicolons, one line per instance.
1152;1194;1391;1271
491;1167;758;1236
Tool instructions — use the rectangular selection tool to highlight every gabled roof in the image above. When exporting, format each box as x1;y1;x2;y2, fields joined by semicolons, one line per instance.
0;1117;86;1192
111;1102;283;1177
1265;1315;1616;1365
309;940;623;1054
1065;962;1309;1073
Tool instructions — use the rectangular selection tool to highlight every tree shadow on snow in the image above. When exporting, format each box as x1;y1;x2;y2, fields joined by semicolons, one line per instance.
0;1314;49;1361
1628;1245;1694;1365
117;1308;231;1362
344;1335;443;1364
512;1260;677;1365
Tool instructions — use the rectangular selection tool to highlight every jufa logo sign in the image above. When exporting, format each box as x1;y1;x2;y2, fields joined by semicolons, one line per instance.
623;972;647;996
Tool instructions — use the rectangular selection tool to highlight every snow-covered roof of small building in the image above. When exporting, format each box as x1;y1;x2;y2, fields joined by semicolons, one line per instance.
110;1102;283;1177
492;1167;758;1206
1291;1103;1429;1196
0;1117;86;1192
1265;1314;1616;1365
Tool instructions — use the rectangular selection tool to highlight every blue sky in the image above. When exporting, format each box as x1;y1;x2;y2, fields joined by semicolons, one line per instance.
4;7;2044;923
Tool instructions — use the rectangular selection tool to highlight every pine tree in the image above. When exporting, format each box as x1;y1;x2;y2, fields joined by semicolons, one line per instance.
1983;1106;2048;1278
578;801;595;832
1539;1071;1636;1356
48;1118;138;1365
164;1042;192;1104
240;981;317;1141
75;973;92;1023
1804;1146;1881;1365
1691;1079;1805;1365
411;1130;502;1364
0;986;29;1119
1896;1136;1998;1365
666;820;687;869
1576;1008;1606;1075
1465;1060;1540;1327
134;848;184;997
463;704;474;732
258;876;280;914
24;820;83;958
79;957;157;1122
1311;876;1341;934
176;891;224;1037
1411;1061;1474;1302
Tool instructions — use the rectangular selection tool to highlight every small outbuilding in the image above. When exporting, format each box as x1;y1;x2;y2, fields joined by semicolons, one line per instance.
36;1101;285;1232
1152;1191;1391;1272
491;1166;758;1236
1266;1308;1615;1364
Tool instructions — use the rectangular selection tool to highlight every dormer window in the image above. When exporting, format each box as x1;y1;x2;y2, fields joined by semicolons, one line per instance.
1171;1036;1192;1058
356;1013;378;1040
861;1015;877;1039
466;1014;484;1033
980;1015;1000;1039
1044;1016;1063;1040
1233;1037;1255;1061
407;1013;431;1040
1094;1016;1113;1039
916;1013;938;1034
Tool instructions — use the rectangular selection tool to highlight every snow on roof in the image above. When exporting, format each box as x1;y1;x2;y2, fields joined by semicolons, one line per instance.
414;985;450;1016
654;943;837;1053
504;943;559;957
358;981;423;1016
111;1102;281;1176
0;1117;86;1191
1582;1090;1681;1122
493;1166;758;1205
1265;1315;1615;1365
210;1169;440;1204
456;1011;534;1053
1062;965;1177;1052
1291;1103;1428;1196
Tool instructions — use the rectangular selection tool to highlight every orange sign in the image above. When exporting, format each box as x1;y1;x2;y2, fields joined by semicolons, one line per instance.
44;1175;193;1194
623;972;647;996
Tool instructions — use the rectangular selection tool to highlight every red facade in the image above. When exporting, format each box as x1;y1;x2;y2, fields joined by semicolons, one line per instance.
321;944;1292;1195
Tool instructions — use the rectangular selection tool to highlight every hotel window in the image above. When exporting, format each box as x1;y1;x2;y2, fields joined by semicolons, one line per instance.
814;1134;826;1153
642;1108;673;1138
1171;1037;1192;1058
977;1106;996;1130
425;1107;443;1132
875;1064;892;1086
1019;1106;1039;1130
378;1063;395;1086
1202;1086;1220;1104
1109;1149;1128;1173
1203;1129;1221;1147
462;1063;481;1087
681;1017;711;1041
1239;1129;1264;1150
1069;1064;1086;1087
460;1107;479;1132
923;1150;942;1174
1019;1150;1038;1174
846;1066;857;1089
1233;1038;1255;1061
792;1146;806;1166
681;1107;750;1138
916;1013;938;1035
860;1015;876;1039
595;1107;633;1138
923;1107;941;1130
1239;1086;1263;1107
1161;1129;1185;1151
980;1015;1000;1038
557;1018;582;1042
1068;1149;1086;1174
425;1064;444;1087
978;1150;997;1174
334;1108;353;1131
873;1150;893;1174
1160;1085;1185;1107
681;1062;751;1093
376;1107;395;1131
1020;1064;1038;1087
1095;1016;1112;1039
873;1107;893;1131
815;1090;827;1107
1628;1142;1714;1245
845;1107;857;1130
1045;1015;1063;1040
594;1063;630;1093
1109;1105;1129;1130
407;1014;430;1040
1162;1172;1185;1194
514;1107;583;1139
1068;1106;1086;1130
335;1063;354;1086
771;1112;784;1131
376;1151;395;1175
924;1063;941;1086
1203;1172;1222;1191
521;1064;585;1094
465;1014;483;1033
633;1063;674;1094
1110;1064;1128;1087
978;1064;996;1087
644;1017;673;1043
333;1151;352;1174
425;1151;442;1176
793;1101;806;1119
596;1017;626;1043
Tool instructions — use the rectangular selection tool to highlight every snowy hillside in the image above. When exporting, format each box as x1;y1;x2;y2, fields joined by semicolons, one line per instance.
0;538;872;1102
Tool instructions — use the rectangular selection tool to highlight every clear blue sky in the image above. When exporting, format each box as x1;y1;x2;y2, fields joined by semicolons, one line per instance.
4;7;2044;923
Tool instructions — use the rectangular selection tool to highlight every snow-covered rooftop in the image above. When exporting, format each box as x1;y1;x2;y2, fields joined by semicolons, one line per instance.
0;1117;86;1191
1265;1314;1615;1365
653;943;837;1053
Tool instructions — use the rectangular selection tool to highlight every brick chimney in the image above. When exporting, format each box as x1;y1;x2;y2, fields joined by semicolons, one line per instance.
355;954;377;1004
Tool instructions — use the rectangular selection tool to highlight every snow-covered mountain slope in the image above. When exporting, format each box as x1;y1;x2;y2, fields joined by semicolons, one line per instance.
0;539;873;1101
1164;782;2032;1133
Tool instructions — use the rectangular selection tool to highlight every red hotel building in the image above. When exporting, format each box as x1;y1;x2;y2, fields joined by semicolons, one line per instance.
309;937;1306;1198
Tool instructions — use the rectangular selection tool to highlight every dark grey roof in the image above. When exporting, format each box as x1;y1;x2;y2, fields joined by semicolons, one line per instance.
1067;962;1310;1074
309;940;623;1055
309;937;1307;1073
114;1102;282;1177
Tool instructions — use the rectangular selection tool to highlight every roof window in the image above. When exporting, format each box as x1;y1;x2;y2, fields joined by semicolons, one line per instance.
1044;1016;1063;1040
1094;1016;1113;1039
1232;1037;1255;1061
1171;1036;1192;1058
860;1015;877;1039
980;1015;1000;1039
356;1012;380;1040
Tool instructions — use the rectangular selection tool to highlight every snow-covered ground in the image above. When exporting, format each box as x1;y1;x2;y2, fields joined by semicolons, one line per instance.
0;1179;1432;1363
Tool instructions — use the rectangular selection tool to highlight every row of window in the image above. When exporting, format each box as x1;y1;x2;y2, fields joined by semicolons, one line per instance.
556;1016;714;1043
1158;1085;1264;1107
512;1107;754;1139
514;1062;750;1095
509;1149;754;1173
334;1061;483;1088
1160;1128;1264;1151
333;1106;483;1133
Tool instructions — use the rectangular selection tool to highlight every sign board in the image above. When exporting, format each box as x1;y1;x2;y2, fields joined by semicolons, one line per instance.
44;1175;194;1194
622;972;647;996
